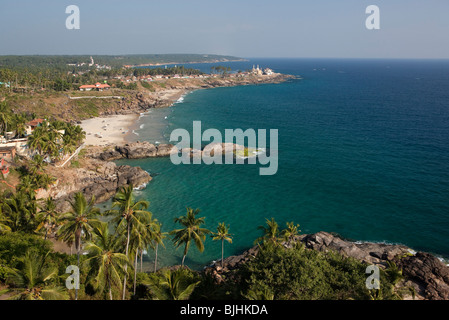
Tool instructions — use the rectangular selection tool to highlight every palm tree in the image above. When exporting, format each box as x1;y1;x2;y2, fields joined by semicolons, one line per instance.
28;154;47;175
107;184;151;300
58;192;100;300
148;220;166;272
84;222;129;300
0;101;11;136
11;113;27;138
6;250;68;300
63;123;86;148
27;126;47;156
36;197;59;240
143;268;200;300
2;190;39;233
211;223;233;269
281;222;301;242
0;206;12;234
35;173;56;191
170;207;210;267
129;225;147;295
255;217;280;245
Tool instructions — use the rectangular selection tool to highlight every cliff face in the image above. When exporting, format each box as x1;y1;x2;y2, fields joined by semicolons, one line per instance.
207;231;449;300
44;154;152;212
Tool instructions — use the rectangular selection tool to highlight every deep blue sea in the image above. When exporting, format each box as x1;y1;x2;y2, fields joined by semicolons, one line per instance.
115;58;449;270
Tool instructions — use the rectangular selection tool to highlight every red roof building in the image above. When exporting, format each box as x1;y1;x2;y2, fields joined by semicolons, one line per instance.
79;82;111;91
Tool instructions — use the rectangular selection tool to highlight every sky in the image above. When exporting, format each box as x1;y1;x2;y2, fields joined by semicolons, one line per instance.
0;0;448;59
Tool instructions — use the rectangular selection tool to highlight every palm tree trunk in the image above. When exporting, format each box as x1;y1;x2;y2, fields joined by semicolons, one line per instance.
140;250;143;273
181;243;188;267
75;230;81;301
109;279;113;301
154;243;158;272
221;239;224;269
76;247;80;300
133;249;138;295
181;254;186;267
122;222;131;300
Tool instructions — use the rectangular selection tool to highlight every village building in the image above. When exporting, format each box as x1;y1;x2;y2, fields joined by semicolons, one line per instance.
252;65;263;76
263;68;274;75
26;118;45;135
79;82;111;91
0;146;16;163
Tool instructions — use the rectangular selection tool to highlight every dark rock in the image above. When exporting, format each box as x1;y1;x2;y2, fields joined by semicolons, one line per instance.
54;161;151;212
97;142;176;160
398;252;449;300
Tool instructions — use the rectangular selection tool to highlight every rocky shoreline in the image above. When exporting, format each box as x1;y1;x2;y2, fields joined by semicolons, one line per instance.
45;154;152;212
205;231;449;300
97;73;297;117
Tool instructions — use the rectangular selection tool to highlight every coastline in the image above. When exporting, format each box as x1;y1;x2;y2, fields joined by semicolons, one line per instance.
128;58;247;68
80;72;296;147
80;114;140;147
70;72;449;301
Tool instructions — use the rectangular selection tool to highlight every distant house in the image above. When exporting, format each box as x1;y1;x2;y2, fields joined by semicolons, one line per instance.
79;82;111;91
263;68;274;75
0;146;16;163
26;118;45;135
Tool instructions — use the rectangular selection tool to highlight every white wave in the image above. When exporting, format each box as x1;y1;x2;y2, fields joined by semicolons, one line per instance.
176;96;184;104
140;124;145;129
132;130;139;136
133;182;147;190
139;111;151;119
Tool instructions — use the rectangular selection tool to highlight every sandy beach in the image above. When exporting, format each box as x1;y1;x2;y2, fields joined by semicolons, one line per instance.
80;114;139;146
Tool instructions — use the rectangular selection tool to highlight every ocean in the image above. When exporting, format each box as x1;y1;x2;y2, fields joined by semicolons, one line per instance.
116;58;449;270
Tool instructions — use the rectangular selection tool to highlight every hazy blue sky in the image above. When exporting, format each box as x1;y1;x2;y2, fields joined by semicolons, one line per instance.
1;0;448;58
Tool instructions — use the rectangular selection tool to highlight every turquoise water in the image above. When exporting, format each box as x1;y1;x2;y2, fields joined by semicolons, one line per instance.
119;59;449;270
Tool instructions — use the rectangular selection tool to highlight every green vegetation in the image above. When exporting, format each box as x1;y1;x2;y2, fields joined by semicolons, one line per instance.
0;179;411;300
211;65;232;76
0;54;240;94
239;242;381;300
27;119;85;162
170;208;211;267
0;54;242;69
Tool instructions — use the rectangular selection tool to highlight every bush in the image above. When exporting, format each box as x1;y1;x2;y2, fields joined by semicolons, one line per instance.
237;243;396;300
0;232;53;269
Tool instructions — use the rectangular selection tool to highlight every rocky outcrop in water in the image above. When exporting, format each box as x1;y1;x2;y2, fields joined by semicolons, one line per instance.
97;141;177;161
